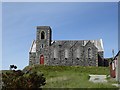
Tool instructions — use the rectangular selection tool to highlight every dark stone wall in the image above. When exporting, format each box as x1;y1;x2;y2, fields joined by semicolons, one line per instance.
29;26;104;67
47;40;98;66
29;52;36;65
36;26;51;65
83;41;98;66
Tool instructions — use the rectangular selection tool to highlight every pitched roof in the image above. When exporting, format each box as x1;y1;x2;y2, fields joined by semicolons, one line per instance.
83;39;104;52
52;39;104;52
29;40;36;53
30;39;104;53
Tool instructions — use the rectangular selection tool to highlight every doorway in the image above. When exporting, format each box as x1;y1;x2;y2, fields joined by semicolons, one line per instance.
40;55;44;64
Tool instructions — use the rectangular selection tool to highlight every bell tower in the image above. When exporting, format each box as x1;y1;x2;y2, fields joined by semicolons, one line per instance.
36;26;52;65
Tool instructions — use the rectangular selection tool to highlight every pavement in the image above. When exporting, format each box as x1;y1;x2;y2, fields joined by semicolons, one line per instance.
89;74;107;83
112;84;120;87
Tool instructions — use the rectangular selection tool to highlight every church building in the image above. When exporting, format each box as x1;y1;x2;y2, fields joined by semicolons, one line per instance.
29;26;104;66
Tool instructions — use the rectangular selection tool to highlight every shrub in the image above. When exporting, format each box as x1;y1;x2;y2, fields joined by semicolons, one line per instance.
2;70;46;89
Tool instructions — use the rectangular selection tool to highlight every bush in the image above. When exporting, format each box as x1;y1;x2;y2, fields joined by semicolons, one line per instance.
2;70;46;89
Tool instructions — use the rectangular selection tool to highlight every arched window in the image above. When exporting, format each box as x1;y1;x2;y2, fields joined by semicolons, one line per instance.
88;48;92;58
54;48;58;58
76;48;80;58
65;49;69;58
41;31;45;39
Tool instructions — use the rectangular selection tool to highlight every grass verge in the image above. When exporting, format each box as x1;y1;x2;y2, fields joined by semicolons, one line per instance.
23;65;118;88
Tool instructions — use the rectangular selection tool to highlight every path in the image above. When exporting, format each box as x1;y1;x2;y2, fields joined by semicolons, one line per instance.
89;74;107;83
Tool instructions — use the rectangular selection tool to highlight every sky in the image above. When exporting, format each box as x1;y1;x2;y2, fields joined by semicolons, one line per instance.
2;2;118;70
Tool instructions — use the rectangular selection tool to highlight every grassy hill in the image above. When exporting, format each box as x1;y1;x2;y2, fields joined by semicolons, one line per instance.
23;65;118;88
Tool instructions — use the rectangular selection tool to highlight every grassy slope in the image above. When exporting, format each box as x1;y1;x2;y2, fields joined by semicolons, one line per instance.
23;65;118;88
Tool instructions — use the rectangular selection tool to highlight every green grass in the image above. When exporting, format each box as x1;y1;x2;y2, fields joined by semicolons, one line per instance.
23;65;118;88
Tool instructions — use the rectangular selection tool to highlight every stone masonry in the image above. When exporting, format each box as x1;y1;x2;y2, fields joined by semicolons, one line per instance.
29;26;104;66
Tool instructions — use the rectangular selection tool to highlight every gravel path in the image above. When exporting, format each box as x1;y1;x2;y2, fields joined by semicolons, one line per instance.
89;75;107;83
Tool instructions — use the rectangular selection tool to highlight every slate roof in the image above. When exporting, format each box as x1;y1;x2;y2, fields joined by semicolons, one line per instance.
84;39;104;52
29;39;104;53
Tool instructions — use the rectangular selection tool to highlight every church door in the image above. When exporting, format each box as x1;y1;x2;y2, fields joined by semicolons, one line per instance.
40;55;44;64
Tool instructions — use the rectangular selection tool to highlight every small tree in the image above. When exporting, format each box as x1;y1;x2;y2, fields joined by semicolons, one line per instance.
2;70;46;89
10;65;17;70
14;66;17;69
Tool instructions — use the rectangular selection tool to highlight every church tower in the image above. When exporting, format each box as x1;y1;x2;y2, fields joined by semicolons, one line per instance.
36;26;52;65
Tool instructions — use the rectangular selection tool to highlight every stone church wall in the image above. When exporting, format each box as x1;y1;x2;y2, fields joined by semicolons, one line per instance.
29;26;104;67
29;52;36;65
48;40;98;66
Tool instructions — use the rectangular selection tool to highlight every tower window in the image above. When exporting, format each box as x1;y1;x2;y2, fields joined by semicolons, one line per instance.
76;48;80;58
65;49;69;58
41;31;45;39
54;48;58;58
